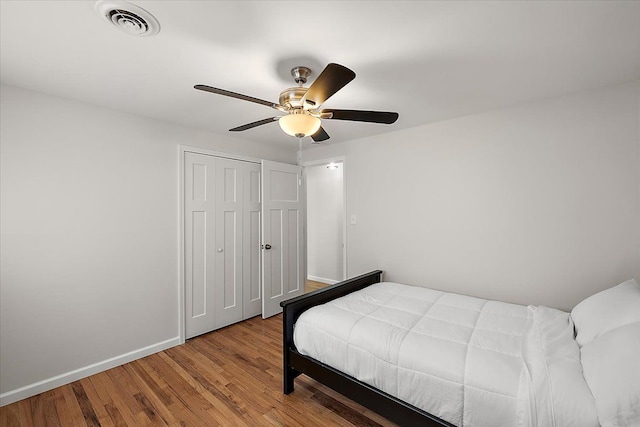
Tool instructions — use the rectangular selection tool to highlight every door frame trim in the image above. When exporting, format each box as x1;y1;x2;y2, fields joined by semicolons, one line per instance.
301;156;347;282
178;145;262;343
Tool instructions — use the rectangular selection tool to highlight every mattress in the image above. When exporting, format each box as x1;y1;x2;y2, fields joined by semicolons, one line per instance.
293;282;598;427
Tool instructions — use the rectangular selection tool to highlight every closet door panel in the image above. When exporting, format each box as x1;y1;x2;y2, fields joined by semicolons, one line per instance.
243;165;262;317
184;153;217;339
286;209;301;295
214;158;243;328
261;160;304;318
223;210;238;308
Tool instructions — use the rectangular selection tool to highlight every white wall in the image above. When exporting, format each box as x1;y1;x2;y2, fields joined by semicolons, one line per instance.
306;163;344;283
0;85;295;403
304;81;640;311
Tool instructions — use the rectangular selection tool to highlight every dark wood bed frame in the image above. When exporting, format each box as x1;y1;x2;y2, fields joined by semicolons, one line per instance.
281;270;455;427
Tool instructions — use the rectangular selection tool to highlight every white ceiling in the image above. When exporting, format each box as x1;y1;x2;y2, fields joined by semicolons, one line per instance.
2;1;639;150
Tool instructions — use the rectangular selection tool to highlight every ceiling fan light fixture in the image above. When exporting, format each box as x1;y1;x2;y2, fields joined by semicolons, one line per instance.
278;113;321;138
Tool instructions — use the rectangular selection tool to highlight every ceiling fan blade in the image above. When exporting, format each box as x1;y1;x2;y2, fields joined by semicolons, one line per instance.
229;117;279;132
311;126;330;142
302;63;356;108
194;85;279;109
322;109;399;124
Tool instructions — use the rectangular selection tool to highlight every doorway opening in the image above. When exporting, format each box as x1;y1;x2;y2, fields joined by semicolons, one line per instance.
304;158;346;292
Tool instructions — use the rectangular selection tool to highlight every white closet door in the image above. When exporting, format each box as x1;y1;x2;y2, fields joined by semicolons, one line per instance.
185;153;262;338
243;164;262;318
213;157;244;329
261;160;305;318
184;152;217;338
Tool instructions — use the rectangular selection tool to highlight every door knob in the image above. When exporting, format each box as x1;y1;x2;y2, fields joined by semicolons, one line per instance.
264;244;272;250
217;248;223;252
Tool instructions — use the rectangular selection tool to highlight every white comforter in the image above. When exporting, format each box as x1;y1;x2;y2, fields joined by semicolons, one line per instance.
293;282;598;427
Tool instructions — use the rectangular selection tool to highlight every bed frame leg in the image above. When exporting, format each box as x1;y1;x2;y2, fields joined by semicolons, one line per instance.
284;367;296;394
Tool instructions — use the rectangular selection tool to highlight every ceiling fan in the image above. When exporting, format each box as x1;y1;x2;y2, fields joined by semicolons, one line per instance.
194;63;399;142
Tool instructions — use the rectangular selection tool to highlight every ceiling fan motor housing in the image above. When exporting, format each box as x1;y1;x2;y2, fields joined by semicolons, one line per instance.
279;87;308;110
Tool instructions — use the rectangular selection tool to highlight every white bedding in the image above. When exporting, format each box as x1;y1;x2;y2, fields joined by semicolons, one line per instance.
293;282;598;427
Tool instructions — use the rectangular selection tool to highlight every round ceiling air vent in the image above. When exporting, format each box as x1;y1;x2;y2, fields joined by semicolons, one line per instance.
95;1;160;36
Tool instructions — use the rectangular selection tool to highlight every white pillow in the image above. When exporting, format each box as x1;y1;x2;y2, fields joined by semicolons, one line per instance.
571;279;640;347
580;322;640;427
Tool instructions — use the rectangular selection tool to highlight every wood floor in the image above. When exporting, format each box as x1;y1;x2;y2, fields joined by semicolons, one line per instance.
0;290;396;426
305;279;331;293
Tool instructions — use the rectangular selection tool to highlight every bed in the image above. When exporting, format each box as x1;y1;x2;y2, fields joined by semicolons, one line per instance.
281;270;640;427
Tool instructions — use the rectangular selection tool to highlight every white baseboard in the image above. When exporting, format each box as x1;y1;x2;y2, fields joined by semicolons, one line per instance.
307;275;340;285
0;336;180;407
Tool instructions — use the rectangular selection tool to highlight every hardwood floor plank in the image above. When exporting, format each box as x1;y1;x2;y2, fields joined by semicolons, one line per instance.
305;279;331;293
41;391;61;427
104;366;158;425
0;401;18;427
159;350;249;426
132;393;166;426
29;393;47;427
123;363;178;425
103;403;127;427
71;381;101;427
1;313;397;427
87;373;115;407
312;387;385;427
21;401;35;427
164;346;248;418
81;375;123;427
132;358;175;404
300;377;374;419
0;405;8;426
134;357;217;426
142;353;214;425
57;385;88;427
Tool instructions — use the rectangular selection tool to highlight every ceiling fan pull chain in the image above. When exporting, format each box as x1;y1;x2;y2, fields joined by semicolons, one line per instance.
297;137;303;166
